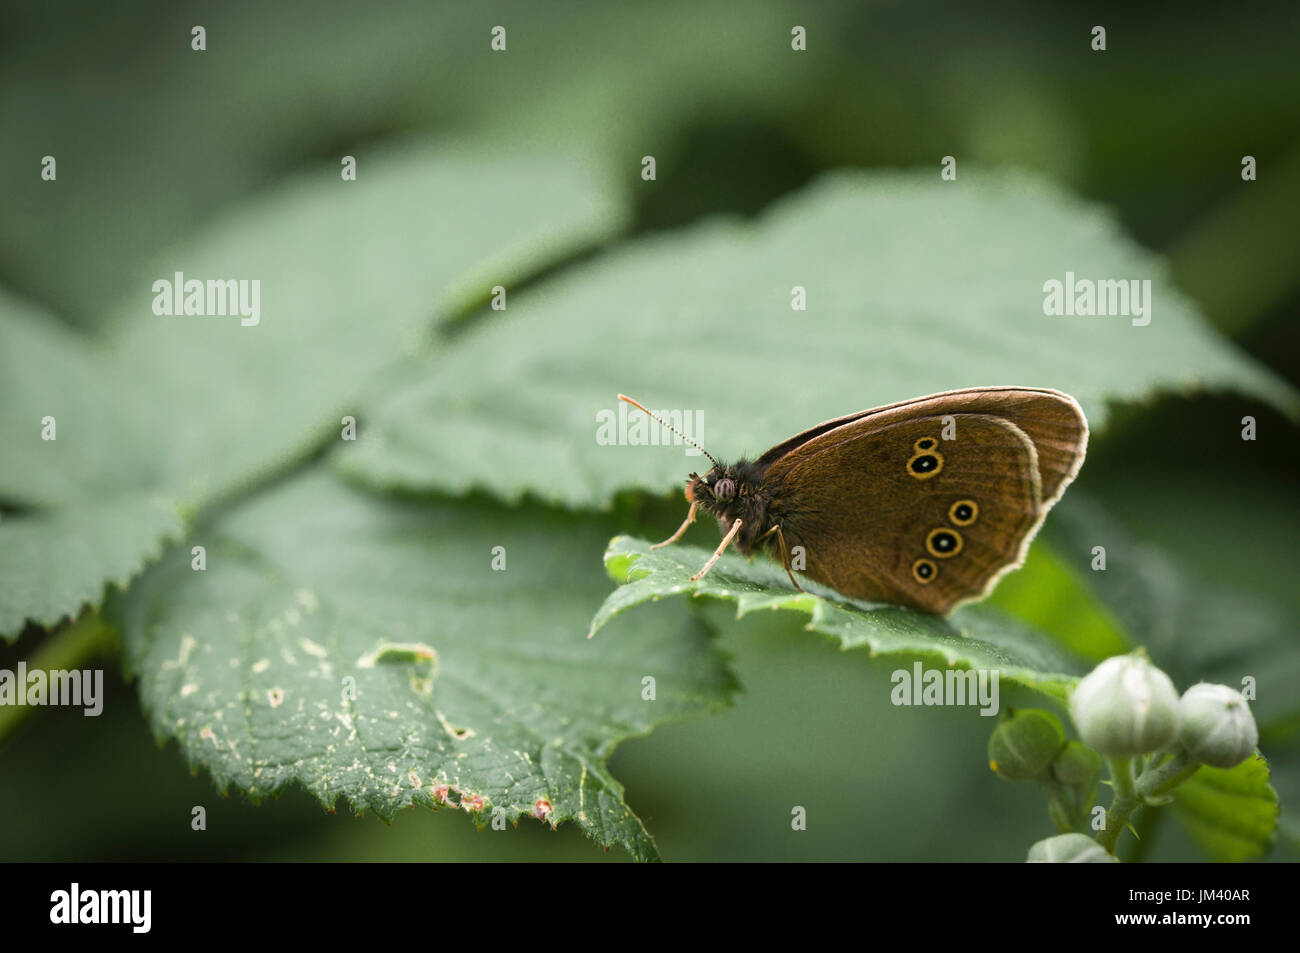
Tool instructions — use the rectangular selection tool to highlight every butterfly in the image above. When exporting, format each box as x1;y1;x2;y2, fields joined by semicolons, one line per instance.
621;387;1088;614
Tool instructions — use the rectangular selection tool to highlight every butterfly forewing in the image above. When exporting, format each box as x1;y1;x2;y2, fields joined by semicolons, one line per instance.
756;387;1087;505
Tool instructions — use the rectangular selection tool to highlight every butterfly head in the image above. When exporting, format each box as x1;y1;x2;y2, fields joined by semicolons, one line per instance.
684;460;773;557
686;466;737;507
615;395;769;538
688;460;771;516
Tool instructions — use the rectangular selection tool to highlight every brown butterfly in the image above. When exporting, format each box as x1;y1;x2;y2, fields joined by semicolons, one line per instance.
620;387;1087;614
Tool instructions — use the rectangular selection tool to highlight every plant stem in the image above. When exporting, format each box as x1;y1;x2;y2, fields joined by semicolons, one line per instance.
0;611;116;747
1097;757;1136;854
1097;751;1201;855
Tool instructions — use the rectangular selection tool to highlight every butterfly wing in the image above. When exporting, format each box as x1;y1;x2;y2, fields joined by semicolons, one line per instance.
761;409;1077;613
757;387;1087;507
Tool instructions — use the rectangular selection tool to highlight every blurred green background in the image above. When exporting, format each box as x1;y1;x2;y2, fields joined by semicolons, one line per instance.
1;0;1297;861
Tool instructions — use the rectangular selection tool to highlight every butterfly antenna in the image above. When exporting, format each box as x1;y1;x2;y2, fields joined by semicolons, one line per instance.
618;394;720;469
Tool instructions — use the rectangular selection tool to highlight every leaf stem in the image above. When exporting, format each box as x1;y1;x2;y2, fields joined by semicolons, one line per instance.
1142;750;1202;798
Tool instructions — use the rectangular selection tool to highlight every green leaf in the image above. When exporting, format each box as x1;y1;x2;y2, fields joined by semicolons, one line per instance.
591;535;1086;704
0;141;624;637
0;290;160;506
0;291;189;636
97;139;624;507
0;496;185;636
335;169;1299;508
110;471;735;862
1172;755;1279;862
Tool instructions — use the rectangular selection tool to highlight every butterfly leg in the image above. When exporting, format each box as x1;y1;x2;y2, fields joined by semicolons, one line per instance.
775;525;805;593
756;524;805;592
651;501;697;550
690;518;742;581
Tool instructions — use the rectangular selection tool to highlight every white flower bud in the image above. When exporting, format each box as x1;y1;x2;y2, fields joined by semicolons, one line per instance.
1069;652;1179;758
1177;683;1258;768
1027;833;1117;863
